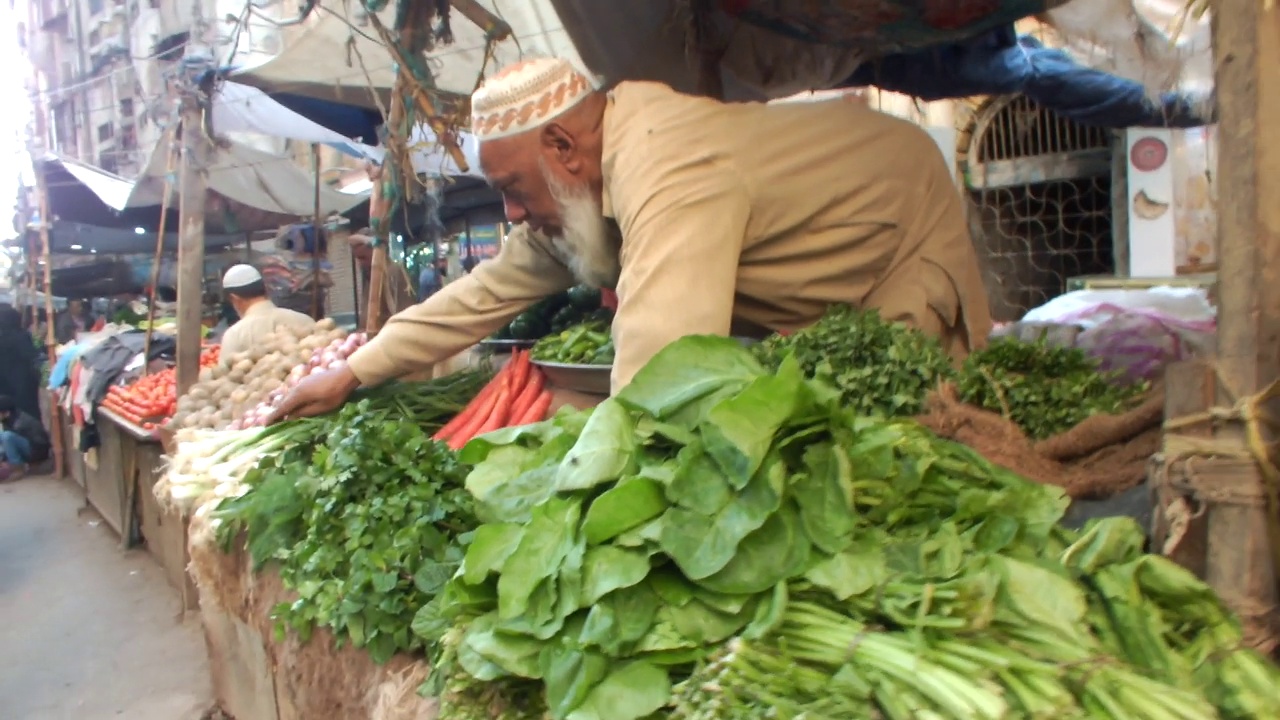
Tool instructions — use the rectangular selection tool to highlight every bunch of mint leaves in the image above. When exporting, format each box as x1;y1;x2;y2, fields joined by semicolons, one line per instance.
956;339;1149;440
752;305;955;419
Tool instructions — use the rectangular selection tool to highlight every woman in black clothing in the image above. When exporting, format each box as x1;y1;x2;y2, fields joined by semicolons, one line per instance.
0;305;42;420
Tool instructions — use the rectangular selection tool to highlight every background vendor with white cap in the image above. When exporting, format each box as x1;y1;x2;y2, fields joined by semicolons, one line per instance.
218;264;316;360
268;56;992;422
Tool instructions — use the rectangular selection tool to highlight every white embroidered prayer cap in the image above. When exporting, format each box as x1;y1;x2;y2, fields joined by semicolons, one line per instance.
221;264;262;290
471;57;596;141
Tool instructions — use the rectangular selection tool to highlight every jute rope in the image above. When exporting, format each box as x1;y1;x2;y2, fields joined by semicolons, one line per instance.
1154;368;1280;651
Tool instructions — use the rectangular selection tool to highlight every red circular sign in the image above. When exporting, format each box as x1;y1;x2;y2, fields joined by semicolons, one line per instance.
1130;137;1169;172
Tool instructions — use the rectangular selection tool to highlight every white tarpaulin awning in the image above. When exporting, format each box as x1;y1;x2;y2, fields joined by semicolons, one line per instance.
231;1;585;99
211;81;375;160
48;137;369;217
57;157;137;211
42;80;379;216
211;81;482;178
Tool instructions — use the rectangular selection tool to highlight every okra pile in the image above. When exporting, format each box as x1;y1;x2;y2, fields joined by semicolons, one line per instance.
531;320;615;365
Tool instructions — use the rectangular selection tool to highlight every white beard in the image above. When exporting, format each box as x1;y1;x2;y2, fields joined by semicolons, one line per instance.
542;164;621;288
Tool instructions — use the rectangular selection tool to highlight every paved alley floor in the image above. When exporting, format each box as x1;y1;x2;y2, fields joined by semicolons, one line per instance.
0;475;212;720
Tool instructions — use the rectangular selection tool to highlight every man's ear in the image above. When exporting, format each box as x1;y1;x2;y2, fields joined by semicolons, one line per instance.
541;124;581;173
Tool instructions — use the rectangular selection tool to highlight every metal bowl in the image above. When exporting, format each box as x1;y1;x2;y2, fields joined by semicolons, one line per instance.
479;338;538;353
532;360;612;396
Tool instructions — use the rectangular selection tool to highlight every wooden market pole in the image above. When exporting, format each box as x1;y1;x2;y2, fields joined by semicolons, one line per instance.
310;143;324;319
1202;0;1280;641
32;166;66;480
175;93;211;396
141;130;179;375
365;162;391;333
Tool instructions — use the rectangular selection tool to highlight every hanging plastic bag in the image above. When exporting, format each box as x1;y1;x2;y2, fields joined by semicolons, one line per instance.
1019;287;1215;382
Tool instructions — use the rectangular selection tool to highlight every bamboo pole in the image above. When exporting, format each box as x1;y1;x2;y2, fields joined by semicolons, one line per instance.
175;94;210;396
365;161;390;334
311;143;323;319
1202;0;1280;640
141;130;179;375
33;165;65;480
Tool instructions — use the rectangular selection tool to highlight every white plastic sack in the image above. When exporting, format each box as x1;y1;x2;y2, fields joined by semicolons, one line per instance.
1019;287;1216;381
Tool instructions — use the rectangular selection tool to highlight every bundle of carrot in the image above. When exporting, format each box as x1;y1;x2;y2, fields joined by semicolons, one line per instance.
434;349;554;450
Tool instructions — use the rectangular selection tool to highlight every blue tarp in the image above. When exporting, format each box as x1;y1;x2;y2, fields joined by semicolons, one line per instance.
267;92;385;145
211;68;385;146
843;27;1213;129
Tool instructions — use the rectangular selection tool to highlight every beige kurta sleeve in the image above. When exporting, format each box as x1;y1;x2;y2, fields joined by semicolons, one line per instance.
218;324;247;362
610;159;751;391
346;226;577;386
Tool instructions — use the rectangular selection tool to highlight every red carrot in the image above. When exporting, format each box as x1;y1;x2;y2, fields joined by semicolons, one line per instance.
509;369;545;421
516;390;554;425
508;349;530;394
445;366;510;448
433;367;505;441
474;375;514;436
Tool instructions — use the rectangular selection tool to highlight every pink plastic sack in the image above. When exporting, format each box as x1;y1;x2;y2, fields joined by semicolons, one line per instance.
1055;303;1215;382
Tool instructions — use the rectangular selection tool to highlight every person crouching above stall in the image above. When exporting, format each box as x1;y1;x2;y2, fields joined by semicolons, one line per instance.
267;57;992;421
218;264;317;360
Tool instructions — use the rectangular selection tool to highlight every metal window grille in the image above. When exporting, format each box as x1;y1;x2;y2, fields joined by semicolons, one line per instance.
964;95;1115;322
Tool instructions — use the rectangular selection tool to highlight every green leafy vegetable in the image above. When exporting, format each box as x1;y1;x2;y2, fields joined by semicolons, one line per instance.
753;305;954;418
957;338;1149;439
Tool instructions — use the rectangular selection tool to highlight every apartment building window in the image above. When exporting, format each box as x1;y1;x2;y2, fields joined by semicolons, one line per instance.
99;155;118;174
88;0;103;15
88;28;100;46
121;126;136;150
97;123;113;142
120;97;133;117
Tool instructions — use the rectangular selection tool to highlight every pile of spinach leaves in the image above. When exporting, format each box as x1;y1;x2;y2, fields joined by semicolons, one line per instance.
415;336;1072;720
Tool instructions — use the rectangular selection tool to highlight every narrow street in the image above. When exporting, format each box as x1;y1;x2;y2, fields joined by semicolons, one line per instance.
0;475;212;720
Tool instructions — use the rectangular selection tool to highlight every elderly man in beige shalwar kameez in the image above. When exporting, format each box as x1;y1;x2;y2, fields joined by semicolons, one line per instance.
269;57;992;422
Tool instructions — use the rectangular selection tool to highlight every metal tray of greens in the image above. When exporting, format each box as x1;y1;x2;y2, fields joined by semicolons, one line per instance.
532;360;612;396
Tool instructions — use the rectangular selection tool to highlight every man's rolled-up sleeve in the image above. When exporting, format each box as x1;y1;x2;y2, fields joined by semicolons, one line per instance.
347;226;576;386
611;160;750;391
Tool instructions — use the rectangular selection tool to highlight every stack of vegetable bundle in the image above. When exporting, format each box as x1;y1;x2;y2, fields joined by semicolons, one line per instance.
531;320;614;365
956;338;1150;439
755;305;1149;445
434;350;554;450
171;319;348;431
211;376;488;662
417;336;1279;720
157;369;490;515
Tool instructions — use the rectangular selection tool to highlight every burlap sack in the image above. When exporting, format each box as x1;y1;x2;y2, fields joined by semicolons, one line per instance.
916;383;1165;499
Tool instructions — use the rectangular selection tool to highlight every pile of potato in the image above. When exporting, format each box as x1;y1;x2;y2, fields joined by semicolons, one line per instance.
236;331;369;428
170;318;348;431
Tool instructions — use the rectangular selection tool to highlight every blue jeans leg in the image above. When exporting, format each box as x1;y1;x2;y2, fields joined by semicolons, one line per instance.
0;431;31;465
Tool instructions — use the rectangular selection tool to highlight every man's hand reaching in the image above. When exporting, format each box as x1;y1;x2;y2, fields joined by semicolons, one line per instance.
266;366;361;424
